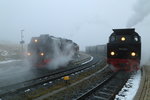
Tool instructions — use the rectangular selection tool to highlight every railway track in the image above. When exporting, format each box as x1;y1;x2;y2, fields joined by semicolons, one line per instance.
76;71;131;100
0;56;104;98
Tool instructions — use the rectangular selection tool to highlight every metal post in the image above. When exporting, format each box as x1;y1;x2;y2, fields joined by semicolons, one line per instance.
20;30;25;54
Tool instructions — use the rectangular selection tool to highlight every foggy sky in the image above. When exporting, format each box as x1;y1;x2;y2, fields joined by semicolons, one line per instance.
0;0;136;47
127;0;150;27
0;0;150;54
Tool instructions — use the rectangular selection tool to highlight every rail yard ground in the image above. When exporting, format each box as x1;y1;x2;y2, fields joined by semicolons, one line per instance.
0;56;106;100
33;60;107;100
0;52;104;100
0;52;90;88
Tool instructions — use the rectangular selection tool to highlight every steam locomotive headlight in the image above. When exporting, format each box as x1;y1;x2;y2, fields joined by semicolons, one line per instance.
34;39;38;43
110;51;115;56
27;52;31;56
131;52;136;57
121;37;126;41
40;52;44;56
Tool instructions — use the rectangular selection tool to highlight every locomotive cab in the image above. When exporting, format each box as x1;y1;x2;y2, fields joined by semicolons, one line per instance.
107;28;141;71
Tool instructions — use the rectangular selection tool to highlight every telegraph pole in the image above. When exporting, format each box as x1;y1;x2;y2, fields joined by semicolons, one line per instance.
20;30;25;54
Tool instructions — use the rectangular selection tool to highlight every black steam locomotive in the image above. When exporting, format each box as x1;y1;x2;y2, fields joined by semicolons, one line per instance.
27;34;79;67
107;28;141;72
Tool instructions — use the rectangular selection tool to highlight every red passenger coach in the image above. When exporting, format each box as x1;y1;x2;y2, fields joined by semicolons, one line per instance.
107;28;141;72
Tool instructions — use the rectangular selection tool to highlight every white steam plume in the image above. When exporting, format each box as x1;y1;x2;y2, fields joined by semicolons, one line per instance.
48;39;75;70
127;0;150;27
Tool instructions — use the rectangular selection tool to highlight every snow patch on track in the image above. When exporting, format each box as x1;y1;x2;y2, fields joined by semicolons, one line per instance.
0;60;21;64
81;56;93;65
115;70;141;100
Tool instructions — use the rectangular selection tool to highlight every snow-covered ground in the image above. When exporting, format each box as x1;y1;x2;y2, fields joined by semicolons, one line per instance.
0;45;22;62
0;48;20;64
115;70;141;100
81;56;93;65
0;49;8;56
0;60;21;64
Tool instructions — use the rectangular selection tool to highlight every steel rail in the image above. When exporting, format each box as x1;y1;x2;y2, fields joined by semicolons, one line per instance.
76;72;116;100
76;71;130;100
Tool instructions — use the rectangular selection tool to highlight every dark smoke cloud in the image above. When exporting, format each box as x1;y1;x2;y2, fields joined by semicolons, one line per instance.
127;0;150;27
